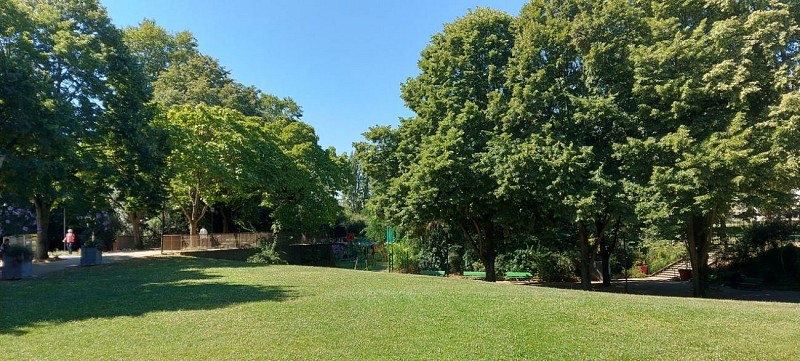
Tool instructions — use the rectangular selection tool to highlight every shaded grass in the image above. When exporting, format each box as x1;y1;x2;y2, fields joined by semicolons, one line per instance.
1;256;799;360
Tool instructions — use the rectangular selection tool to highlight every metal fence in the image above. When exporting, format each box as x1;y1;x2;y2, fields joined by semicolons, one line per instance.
161;232;272;252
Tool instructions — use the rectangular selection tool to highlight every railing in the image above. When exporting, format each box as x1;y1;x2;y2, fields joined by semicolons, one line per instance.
161;232;271;252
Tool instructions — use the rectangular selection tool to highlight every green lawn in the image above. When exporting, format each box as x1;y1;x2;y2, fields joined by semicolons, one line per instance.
2;256;798;360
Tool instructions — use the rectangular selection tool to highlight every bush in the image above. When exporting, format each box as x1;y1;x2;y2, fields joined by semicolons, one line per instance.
533;250;576;282
418;246;447;271
734;221;796;262
389;242;419;273
3;244;33;261
462;247;484;272
496;247;537;275
247;237;286;265
447;244;464;274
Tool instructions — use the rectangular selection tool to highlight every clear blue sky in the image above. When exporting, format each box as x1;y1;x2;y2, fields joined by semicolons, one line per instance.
100;0;528;154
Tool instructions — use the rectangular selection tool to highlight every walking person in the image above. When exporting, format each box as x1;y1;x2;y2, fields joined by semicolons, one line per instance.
63;229;76;255
0;237;10;267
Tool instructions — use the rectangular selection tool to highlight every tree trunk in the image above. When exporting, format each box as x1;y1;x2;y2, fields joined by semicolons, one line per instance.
461;218;497;282
686;213;713;297
595;215;614;286
483;226;497;282
578;222;592;290
33;195;51;261
600;247;611;286
128;211;142;248
222;205;231;233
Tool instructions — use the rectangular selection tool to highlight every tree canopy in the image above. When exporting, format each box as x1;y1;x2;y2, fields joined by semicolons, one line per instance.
358;0;800;294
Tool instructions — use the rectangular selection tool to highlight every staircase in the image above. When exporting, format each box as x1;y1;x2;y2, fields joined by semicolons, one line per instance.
649;252;717;280
651;259;691;280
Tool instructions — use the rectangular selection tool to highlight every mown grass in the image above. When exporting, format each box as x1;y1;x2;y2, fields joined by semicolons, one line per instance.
1;256;798;360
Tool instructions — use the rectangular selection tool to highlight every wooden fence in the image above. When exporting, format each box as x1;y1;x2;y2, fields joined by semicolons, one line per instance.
161;232;271;252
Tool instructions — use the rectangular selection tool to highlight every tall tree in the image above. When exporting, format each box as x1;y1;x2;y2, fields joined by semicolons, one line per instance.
624;0;800;296
342;151;370;215
122;19;197;86
2;0;149;259
263;119;346;237
361;8;515;281
157;104;282;237
497;0;645;288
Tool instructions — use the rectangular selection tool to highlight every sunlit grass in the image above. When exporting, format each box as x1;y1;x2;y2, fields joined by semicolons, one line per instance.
1;256;798;360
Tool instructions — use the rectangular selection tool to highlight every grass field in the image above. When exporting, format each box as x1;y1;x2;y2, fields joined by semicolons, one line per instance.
1;256;798;360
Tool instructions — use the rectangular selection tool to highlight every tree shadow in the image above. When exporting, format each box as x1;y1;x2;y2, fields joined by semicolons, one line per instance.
0;257;299;335
526;278;800;303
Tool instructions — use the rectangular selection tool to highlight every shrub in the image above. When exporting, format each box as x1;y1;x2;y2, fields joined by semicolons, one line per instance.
247;237;286;265
447;244;464;275
496;247;537;275
533;250;576;282
388;242;419;273
734;221;796;262
3;244;33;261
462;247;484;272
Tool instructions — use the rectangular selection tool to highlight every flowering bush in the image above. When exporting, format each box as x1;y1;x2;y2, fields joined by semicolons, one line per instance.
0;204;36;237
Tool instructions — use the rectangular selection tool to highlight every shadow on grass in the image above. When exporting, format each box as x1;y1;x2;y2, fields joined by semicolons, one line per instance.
0;257;298;335
526;278;800;303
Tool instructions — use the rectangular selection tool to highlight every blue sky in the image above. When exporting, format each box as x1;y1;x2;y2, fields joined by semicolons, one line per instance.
100;0;528;154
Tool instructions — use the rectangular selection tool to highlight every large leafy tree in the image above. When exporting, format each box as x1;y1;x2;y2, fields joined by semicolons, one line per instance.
342;151;370;215
157;104;282;236
1;0;149;259
623;0;800;296
496;0;645;288
122;19;197;87
361;8;515;281
263;119;346;237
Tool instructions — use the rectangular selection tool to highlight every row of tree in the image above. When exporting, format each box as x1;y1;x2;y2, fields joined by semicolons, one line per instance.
356;0;800;296
0;0;347;260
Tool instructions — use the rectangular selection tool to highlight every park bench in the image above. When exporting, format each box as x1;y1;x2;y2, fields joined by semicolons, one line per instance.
462;271;486;279
504;271;533;281
420;270;446;277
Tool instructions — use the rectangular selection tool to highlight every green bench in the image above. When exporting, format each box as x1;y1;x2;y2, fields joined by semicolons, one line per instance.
420;270;446;277
462;271;486;279
504;271;533;281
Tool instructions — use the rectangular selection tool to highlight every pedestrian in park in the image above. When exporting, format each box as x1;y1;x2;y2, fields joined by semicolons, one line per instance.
63;229;76;254
0;237;10;267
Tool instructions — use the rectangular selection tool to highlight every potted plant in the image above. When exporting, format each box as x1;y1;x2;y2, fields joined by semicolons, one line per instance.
2;244;34;280
80;233;103;266
678;268;692;281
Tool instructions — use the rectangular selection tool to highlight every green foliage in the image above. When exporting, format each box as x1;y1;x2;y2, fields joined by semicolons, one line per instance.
533;250;578;282
246;237;286;265
447;244;464;274
639;240;687;275
388;242;419;274
262;119;346;234
738;221;796;256
495;247;537;274
1;0;155;259
3;243;33;261
359;8;516;281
